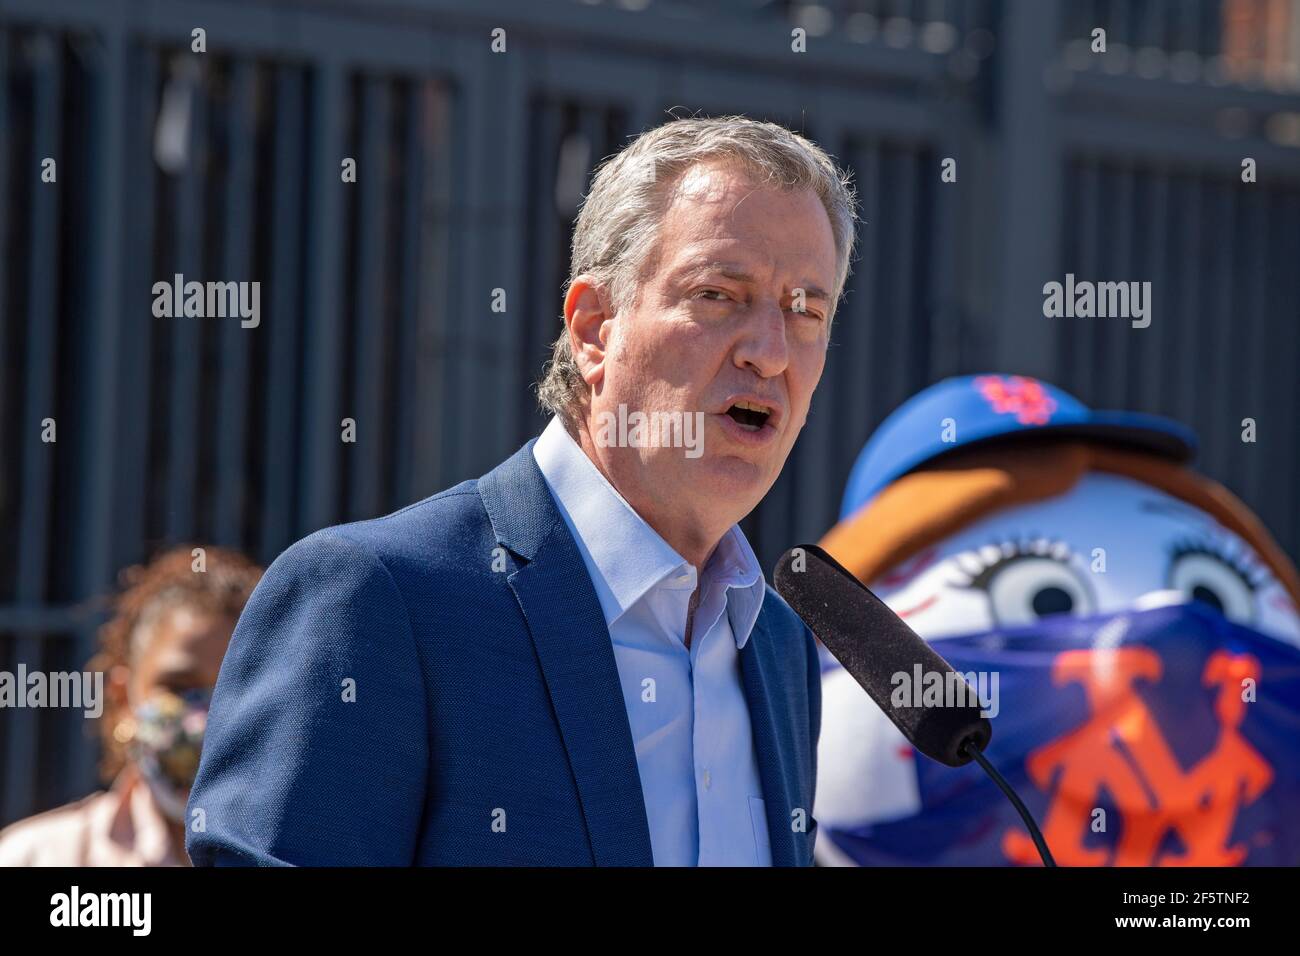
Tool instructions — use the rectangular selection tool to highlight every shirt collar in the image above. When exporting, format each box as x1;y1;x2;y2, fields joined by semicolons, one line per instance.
532;416;765;646
105;766;183;867
709;524;764;646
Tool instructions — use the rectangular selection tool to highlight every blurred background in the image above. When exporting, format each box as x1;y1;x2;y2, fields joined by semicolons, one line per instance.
1;0;1298;830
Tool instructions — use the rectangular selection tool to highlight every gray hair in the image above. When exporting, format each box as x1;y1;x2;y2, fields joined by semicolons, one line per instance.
536;114;858;425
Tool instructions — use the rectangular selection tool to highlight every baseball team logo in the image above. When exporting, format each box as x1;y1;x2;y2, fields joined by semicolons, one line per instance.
1003;648;1272;866
974;375;1058;426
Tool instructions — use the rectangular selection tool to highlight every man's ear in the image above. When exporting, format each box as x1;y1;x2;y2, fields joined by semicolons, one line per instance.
564;275;611;388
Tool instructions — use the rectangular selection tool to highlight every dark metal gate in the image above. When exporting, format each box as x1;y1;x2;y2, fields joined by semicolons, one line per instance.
1;0;1297;828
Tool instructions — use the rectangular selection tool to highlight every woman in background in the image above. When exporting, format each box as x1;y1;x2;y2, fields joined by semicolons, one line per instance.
0;546;261;866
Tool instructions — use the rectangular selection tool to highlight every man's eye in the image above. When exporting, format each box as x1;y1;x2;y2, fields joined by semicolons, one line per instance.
695;288;730;301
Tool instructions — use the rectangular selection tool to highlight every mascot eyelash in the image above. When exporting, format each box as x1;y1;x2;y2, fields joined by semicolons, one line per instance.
949;537;1077;591
1167;536;1268;592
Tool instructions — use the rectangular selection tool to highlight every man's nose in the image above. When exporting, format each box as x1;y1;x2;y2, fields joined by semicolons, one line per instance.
734;299;789;378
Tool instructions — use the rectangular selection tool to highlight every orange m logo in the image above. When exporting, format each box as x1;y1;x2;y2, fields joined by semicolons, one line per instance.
1003;648;1272;866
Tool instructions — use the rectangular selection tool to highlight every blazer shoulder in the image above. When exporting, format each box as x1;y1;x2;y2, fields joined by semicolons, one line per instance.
259;479;506;613
335;479;485;553
290;480;488;566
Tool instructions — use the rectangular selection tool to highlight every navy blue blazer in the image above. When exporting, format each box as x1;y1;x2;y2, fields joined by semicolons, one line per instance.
187;440;821;866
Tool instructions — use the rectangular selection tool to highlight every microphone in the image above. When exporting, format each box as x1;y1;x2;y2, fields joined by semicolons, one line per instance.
774;544;1056;867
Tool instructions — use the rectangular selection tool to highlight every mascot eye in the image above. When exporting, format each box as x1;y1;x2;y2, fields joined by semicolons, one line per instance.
956;539;1095;627
1168;541;1259;624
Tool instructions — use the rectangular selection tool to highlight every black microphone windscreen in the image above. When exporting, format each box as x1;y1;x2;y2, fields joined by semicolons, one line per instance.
774;544;991;767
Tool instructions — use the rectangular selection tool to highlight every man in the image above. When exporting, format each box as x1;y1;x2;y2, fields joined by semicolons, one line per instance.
188;115;858;866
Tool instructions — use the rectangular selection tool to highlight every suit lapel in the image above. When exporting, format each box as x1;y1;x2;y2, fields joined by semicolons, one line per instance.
478;442;655;867
740;609;801;867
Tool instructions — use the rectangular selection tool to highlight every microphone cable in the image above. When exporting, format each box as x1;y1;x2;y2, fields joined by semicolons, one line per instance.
960;737;1056;867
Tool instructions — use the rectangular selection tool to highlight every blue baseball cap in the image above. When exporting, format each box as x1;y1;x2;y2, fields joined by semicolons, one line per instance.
840;374;1198;520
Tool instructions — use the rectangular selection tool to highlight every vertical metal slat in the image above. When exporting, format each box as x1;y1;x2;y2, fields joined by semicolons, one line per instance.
300;62;347;534
165;54;209;542
260;64;306;559
73;22;129;796
113;45;158;577
348;76;393;522
4;31;62;826
213;59;257;545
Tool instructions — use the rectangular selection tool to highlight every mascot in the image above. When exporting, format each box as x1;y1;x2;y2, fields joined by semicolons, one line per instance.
815;374;1300;866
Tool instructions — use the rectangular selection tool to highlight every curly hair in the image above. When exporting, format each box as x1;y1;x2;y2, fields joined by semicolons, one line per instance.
86;545;262;780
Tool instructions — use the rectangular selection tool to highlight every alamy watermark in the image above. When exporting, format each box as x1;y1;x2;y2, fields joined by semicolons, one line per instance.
891;664;1000;718
0;665;103;718
152;273;260;328
50;886;151;936
593;404;705;459
1043;273;1151;329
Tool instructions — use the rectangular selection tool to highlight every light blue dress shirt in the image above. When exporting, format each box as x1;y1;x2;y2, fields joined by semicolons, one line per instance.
533;416;772;866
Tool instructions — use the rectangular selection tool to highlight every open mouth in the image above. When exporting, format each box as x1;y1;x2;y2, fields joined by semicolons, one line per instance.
725;401;772;431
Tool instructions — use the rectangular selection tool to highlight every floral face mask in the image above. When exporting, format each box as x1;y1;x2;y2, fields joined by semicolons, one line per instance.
121;687;211;822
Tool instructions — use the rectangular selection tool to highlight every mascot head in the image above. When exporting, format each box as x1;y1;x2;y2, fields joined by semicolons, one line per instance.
815;374;1300;866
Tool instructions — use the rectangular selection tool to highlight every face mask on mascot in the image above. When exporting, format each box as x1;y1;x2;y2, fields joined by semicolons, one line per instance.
815;376;1300;867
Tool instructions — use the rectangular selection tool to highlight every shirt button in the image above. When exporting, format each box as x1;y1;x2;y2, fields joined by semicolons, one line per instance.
703;769;712;790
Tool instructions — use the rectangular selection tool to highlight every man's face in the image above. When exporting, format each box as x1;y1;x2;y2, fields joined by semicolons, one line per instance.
582;160;838;531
